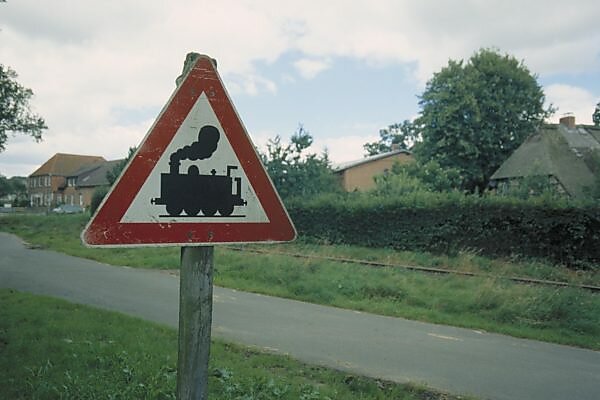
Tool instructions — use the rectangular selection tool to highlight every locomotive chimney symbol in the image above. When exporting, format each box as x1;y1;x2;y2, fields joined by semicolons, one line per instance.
151;125;247;217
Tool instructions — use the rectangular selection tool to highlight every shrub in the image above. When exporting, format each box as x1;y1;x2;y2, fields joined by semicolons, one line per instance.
90;186;109;215
287;193;600;268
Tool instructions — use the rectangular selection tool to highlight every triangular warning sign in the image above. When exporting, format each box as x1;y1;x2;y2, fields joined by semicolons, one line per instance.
82;54;296;247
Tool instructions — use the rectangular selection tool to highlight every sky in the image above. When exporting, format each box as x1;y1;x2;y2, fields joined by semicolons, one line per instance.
1;0;599;177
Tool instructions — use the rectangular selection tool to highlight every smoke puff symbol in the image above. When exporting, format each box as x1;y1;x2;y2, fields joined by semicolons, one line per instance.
170;125;220;163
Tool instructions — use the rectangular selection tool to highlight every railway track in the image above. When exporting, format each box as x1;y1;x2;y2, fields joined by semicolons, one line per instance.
225;246;600;293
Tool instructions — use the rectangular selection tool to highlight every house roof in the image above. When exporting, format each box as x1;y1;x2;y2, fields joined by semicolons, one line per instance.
30;153;106;177
73;159;124;188
333;149;411;172
490;124;600;198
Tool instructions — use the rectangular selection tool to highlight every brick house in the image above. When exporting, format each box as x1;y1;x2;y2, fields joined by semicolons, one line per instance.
28;153;106;208
333;149;413;191
63;159;122;208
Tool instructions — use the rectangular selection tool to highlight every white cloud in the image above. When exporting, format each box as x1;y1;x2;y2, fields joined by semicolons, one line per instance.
249;128;377;165
545;84;597;125
1;0;600;177
314;134;379;165
293;58;331;79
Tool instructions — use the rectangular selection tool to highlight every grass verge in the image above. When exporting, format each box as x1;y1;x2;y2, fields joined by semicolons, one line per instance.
1;214;599;350
0;289;467;399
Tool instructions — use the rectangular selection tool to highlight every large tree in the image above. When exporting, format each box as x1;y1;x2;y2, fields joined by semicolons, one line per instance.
0;64;47;152
414;49;553;192
593;101;600;126
261;125;340;199
363;120;419;156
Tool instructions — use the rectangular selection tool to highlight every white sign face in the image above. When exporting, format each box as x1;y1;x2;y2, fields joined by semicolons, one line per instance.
121;92;269;224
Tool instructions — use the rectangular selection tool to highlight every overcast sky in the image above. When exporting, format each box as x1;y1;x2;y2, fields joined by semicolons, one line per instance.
1;0;599;177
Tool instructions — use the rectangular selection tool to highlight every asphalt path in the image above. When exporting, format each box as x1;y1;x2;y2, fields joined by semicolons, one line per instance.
1;232;599;400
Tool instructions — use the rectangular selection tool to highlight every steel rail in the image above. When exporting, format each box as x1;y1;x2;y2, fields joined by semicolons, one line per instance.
225;246;600;293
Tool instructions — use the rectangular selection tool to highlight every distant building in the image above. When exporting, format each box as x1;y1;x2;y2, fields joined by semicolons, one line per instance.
63;159;123;208
489;116;600;199
333;148;413;192
27;153;111;208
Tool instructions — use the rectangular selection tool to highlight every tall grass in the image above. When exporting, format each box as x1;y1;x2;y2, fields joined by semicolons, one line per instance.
215;250;600;349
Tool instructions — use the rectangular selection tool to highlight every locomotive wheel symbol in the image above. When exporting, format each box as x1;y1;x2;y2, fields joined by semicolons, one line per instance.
202;205;217;217
166;203;183;216
219;202;234;217
185;204;200;217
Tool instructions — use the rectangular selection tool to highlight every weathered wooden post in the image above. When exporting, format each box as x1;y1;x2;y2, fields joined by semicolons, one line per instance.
177;246;214;400
81;52;296;400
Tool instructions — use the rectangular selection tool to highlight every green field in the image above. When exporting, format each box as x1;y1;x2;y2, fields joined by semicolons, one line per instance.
1;213;599;350
0;289;468;400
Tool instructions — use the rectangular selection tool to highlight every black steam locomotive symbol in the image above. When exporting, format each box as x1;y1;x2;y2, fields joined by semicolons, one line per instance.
150;125;247;217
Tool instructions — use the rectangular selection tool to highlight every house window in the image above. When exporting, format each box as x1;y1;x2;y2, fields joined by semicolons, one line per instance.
79;194;83;206
57;194;62;203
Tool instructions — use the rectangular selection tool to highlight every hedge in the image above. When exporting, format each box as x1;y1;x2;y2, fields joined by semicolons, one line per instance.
286;194;600;267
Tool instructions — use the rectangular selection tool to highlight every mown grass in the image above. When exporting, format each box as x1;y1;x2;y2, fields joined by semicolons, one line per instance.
0;289;467;400
1;213;599;350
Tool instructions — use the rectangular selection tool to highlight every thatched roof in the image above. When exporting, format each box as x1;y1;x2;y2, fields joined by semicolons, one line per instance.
491;124;600;198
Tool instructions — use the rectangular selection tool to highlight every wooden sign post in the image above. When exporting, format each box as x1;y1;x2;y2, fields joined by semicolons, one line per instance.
81;53;296;399
177;246;214;400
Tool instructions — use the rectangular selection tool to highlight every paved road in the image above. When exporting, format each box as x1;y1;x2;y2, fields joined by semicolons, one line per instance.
1;232;599;400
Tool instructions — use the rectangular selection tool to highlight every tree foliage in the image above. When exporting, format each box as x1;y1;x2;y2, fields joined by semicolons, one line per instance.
106;146;137;186
261;125;341;199
363;120;419;156
372;160;462;196
0;175;27;206
0;175;11;199
414;49;553;192
0;64;47;152
593;102;600;126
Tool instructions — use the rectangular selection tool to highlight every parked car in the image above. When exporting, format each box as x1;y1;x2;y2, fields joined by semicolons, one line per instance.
51;204;84;214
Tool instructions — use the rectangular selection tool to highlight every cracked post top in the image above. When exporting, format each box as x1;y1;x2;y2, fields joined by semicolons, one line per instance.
175;52;217;87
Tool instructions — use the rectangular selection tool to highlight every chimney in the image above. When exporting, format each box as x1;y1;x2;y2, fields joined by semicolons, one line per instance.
559;115;576;129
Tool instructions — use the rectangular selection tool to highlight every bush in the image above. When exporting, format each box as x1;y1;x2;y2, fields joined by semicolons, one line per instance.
90;186;109;215
287;193;600;268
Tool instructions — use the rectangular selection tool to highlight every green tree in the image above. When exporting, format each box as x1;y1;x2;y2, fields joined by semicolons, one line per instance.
106;146;137;185
261;125;340;199
89;147;137;214
0;64;47;152
0;175;27;205
0;175;11;199
373;160;462;196
593;102;600;126
363;120;418;156
414;48;553;192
